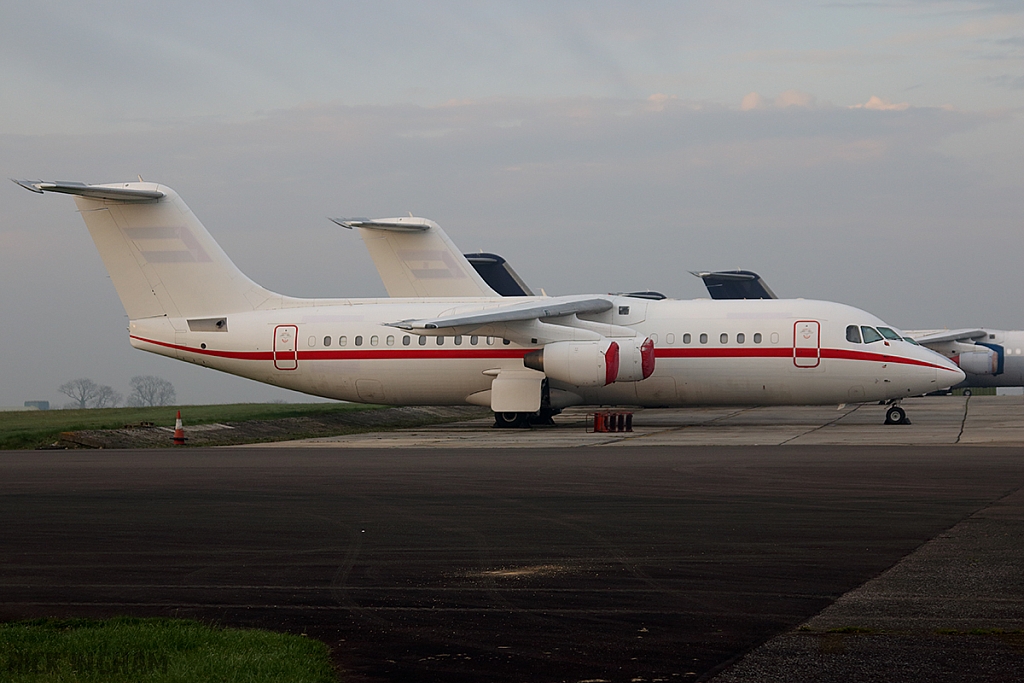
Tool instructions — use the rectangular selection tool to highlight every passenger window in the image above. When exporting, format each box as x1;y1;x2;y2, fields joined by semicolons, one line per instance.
683;333;691;344
454;335;462;345
651;333;658;344
503;339;511;345
437;336;444;345
470;336;478;345
308;336;316;347
370;335;379;346
666;333;675;345
386;335;394;346
846;325;862;344
720;333;728;344
324;336;331;347
700;333;708;344
418;336;427;346
355;335;363;346
487;336;494;345
402;335;411;346
861;326;883;343
753;333;762;344
339;336;347;347
770;332;779;344
737;333;745;344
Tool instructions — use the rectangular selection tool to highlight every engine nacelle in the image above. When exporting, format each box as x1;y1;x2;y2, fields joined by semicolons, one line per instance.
523;340;620;387
615;336;656;382
957;348;1000;375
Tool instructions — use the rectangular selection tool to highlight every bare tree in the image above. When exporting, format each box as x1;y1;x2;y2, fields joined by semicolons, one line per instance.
93;385;123;409
59;378;102;410
59;379;123;409
127;376;176;407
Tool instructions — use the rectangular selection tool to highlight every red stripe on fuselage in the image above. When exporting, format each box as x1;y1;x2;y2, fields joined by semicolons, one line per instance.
130;335;954;372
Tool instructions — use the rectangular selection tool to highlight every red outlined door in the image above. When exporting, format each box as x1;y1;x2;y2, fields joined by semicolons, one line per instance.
274;325;298;370
793;320;820;368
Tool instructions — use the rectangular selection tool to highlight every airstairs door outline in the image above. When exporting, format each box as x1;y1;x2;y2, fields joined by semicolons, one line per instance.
274;325;299;370
793;320;820;368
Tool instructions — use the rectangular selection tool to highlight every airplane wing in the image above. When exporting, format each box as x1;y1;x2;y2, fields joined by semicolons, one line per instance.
330;216;499;298
907;329;989;345
388;295;613;331
691;270;777;299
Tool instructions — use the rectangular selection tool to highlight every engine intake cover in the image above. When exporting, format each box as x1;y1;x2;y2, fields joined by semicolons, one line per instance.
524;340;620;387
957;348;999;375
616;336;656;382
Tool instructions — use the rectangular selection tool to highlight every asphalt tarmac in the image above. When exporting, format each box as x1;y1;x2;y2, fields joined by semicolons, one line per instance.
2;444;1023;682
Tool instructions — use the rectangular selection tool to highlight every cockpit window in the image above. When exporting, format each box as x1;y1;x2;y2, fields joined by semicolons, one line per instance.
846;325;862;344
903;337;920;346
877;327;902;341
861;326;883;343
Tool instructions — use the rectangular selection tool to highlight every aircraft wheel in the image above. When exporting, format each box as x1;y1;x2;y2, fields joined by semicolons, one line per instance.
494;411;530;428
963;389;972;397
884;406;907;425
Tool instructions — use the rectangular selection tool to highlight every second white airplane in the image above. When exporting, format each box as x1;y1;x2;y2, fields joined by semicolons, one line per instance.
17;180;963;426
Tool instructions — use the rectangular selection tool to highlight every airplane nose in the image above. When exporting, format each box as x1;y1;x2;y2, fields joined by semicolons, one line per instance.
934;354;966;387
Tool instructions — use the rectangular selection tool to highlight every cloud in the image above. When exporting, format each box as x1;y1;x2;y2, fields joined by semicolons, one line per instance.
740;90;816;110
741;92;766;111
774;90;816;108
850;95;911;110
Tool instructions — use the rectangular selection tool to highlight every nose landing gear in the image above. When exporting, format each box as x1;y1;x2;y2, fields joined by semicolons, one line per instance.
884;403;911;425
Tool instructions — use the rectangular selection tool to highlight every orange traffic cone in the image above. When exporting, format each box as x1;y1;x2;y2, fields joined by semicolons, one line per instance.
172;410;186;445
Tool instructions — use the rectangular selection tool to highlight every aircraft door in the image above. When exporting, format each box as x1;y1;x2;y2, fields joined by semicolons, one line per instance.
793;320;820;368
274;325;299;370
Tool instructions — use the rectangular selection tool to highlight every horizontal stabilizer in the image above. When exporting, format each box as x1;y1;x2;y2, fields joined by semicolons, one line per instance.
13;179;165;202
330;217;432;232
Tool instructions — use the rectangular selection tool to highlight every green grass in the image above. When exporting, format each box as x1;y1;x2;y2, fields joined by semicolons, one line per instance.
0;617;337;682
0;402;380;450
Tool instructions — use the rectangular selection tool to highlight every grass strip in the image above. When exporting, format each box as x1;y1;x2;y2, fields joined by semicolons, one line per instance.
0;402;379;450
0;617;337;682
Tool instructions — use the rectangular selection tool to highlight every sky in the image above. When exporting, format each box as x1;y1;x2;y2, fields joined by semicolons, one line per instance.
2;1;1023;407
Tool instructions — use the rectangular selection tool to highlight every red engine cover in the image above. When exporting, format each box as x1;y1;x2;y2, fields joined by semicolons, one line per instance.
640;337;655;379
604;341;620;386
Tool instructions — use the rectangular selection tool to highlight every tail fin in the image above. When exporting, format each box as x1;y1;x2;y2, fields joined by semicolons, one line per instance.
331;216;499;298
15;180;278;319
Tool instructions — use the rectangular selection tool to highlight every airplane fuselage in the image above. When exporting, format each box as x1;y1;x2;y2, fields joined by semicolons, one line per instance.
130;296;959;408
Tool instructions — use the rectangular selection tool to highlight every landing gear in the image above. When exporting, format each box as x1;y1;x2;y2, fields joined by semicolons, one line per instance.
492;379;562;428
884;404;910;425
493;411;531;428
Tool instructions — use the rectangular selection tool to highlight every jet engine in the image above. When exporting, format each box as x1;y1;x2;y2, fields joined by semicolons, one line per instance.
614;336;656;382
523;339;619;387
957;347;1001;375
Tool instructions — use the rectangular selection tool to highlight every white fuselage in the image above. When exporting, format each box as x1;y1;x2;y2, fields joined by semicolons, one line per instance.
130;296;961;408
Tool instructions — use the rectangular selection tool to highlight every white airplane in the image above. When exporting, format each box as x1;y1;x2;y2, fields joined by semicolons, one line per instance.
689;270;1024;393
16;180;963;427
901;329;1024;393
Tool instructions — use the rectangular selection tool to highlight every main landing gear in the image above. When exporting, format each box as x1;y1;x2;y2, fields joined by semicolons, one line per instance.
493;381;560;428
884;402;911;425
493;408;561;429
